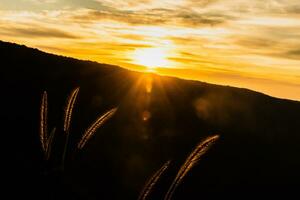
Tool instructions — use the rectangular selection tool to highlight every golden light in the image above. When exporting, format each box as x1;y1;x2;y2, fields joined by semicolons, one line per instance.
131;47;170;70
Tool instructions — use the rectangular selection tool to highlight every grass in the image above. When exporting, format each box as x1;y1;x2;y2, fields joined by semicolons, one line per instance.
39;87;118;170
63;88;80;133
138;160;171;200
77;107;118;149
40;91;48;155
137;135;220;200
39;87;220;199
62;87;80;170
45;127;56;160
164;135;220;200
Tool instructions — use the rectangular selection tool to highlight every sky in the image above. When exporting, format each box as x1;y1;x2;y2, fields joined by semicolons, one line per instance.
1;0;300;100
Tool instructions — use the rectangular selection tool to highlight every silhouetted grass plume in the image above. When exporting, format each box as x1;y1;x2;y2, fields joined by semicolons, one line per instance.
38;87;118;171
62;87;80;170
78;108;118;150
138;160;171;200
63;87;80;133
40;91;48;154
164;135;220;200
45;127;56;160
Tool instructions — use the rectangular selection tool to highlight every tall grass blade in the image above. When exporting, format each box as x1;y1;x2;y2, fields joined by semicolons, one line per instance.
77;107;118;149
63;87;80;133
45;127;56;160
40;91;48;153
62;87;79;170
164;135;220;200
138;160;171;200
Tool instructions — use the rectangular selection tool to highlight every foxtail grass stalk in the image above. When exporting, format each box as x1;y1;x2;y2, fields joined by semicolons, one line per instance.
40;91;48;153
62;88;80;170
138;160;171;200
63;87;79;133
45;127;56;160
78;108;118;149
164;135;220;200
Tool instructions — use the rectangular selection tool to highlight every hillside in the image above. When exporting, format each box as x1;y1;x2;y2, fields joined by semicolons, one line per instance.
1;41;300;199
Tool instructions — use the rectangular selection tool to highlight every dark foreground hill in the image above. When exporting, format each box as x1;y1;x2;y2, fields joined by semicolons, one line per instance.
1;41;300;199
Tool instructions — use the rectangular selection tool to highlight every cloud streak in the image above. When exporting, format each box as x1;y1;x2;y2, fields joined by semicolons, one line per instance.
0;26;80;39
69;8;231;27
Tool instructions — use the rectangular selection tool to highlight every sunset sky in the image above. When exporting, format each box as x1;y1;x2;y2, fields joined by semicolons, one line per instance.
1;0;300;100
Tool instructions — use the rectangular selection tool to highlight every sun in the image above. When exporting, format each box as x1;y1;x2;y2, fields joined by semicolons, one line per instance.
132;47;170;70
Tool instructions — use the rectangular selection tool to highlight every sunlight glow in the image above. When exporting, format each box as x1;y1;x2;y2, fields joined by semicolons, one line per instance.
132;47;170;69
2;0;300;100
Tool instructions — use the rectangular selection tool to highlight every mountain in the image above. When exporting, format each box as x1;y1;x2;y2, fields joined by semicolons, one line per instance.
1;41;300;199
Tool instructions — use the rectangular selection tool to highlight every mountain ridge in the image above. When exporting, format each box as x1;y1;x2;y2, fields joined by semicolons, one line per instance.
2;40;300;199
1;40;297;103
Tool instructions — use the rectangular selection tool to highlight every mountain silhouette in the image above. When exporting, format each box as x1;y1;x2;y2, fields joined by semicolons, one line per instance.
1;41;300;199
